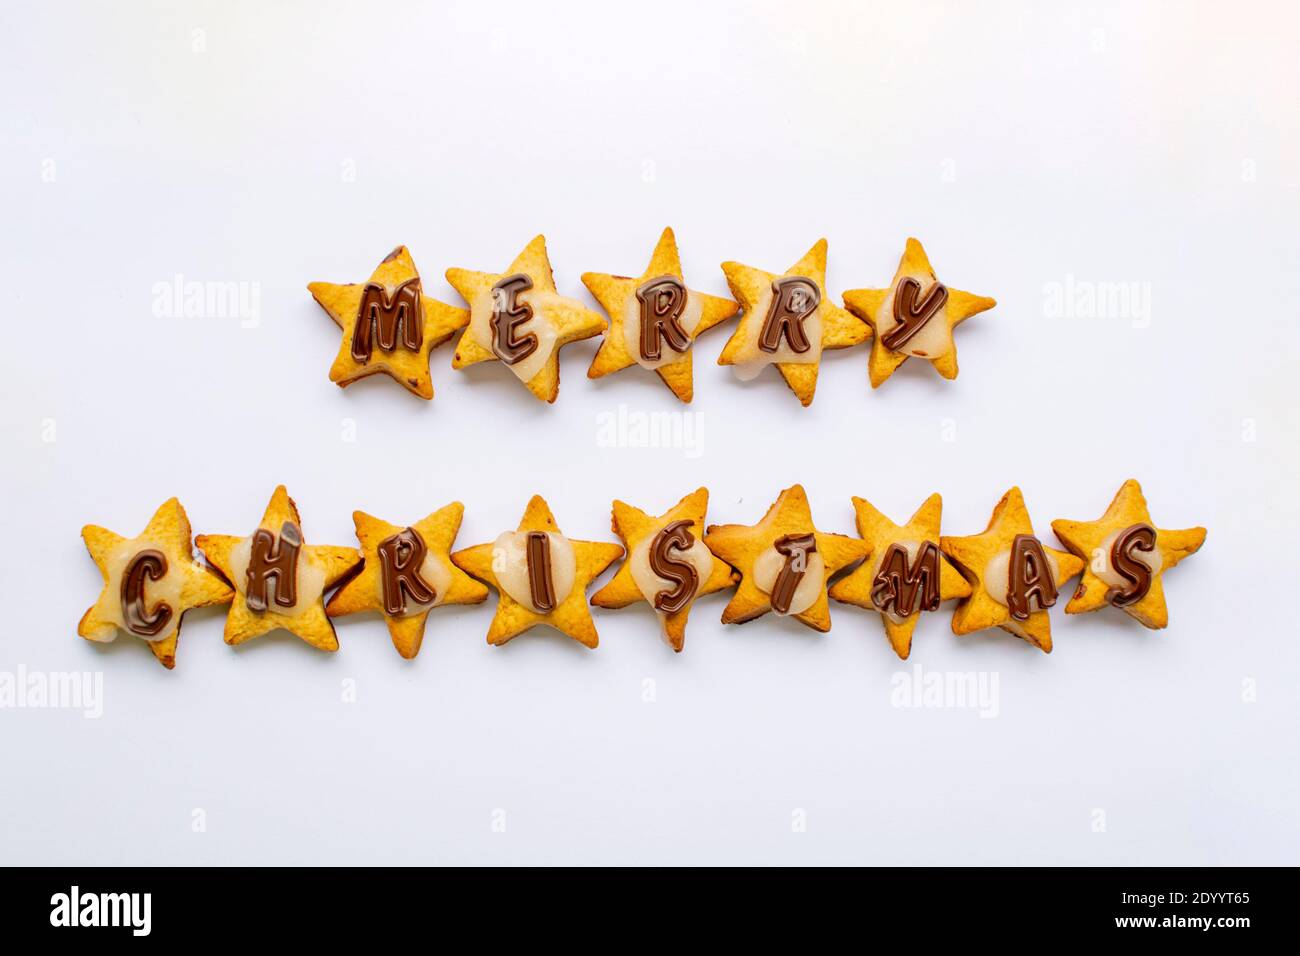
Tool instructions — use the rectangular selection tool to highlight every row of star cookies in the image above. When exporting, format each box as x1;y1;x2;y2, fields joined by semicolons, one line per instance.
80;481;1203;668
308;230;996;406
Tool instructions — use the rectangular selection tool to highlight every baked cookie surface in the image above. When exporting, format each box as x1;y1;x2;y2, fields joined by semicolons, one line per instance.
590;487;738;651
583;228;738;402
196;486;360;651
451;496;623;648
1051;479;1206;629
843;237;996;388
828;493;971;659
703;484;869;632
448;236;606;403
717;240;869;406
79;497;233;669
325;503;489;658
940;487;1084;653
308;246;469;399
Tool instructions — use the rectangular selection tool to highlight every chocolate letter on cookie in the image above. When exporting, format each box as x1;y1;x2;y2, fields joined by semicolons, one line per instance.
246;521;302;612
1107;523;1157;607
490;273;538;365
881;276;947;352
759;276;820;354
352;278;423;361
377;528;436;615
636;276;690;361
649;520;699;614
526;531;556;612
771;533;817;614
1006;534;1057;622
120;549;173;637
870;542;941;618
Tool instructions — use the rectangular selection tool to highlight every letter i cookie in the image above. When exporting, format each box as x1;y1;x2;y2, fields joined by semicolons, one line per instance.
325;504;489;658
308;246;470;399
590;488;739;651
583;228;739;402
843;238;996;387
703;484;870;631
451;496;624;647
717;240;869;406
448;236;607;403
79;498;233;669
940;487;1084;653
828;494;972;659
196;486;361;651
1050;479;1206;629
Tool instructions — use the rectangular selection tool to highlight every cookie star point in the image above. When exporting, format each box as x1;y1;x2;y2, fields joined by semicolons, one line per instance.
78;497;233;669
309;246;469;400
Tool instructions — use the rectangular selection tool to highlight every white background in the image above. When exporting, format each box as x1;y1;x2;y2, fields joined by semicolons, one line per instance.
2;0;1297;865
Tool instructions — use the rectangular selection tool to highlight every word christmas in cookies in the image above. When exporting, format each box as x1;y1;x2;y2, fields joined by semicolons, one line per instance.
308;246;470;399
451;496;623;647
1050;479;1206;629
196;486;361;651
325;503;489;658
583;228;739;402
448;235;607;403
717;240;869;406
843;237;996;387
940;487;1084;653
828;493;971;660
590;487;738;651
704;484;870;631
79;497;233;669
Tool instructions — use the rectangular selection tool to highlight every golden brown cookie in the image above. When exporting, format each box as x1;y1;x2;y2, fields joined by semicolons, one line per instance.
451;496;623;648
196;486;360;651
828;493;971;660
583;228;739;402
1051;479;1206;629
717;239;869;406
843;237;996;388
79;497;233;669
703;484;870;632
940;487;1084;653
448;235;606;403
590;487;739;651
325;503;489;659
308;246;470;399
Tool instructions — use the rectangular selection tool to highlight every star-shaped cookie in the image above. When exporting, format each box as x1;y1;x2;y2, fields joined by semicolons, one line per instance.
451;496;623;648
940;487;1084;653
828;493;972;659
583;227;739;403
78;497;233;669
703;484;870;632
1050;479;1206;629
308;246;470;399
843;237;996;388
448;235;606;403
717;239;869;406
196;485;361;651
325;503;489;658
590;487;739;651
